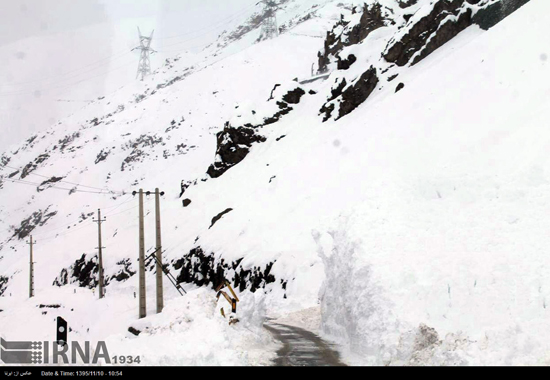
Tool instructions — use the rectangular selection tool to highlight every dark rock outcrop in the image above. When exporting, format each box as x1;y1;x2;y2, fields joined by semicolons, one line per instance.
55;255;135;288
106;258;135;284
179;179;197;197
263;105;293;126
337;54;357;70
12;207;57;240
37;176;64;192
0;276;8;296
318;3;388;73
209;208;233;229
58;132;81;153
20;153;50;179
173;247;279;293
282;87;306;104
206;127;266;178
53;254;98;288
207;86;306;178
472;0;531;30
328;78;348;101
382;0;514;67
319;103;336;122
398;0;419;8
182;198;192;207
385;1;456;66
396;82;405;92
337;66;379;119
388;74;399;82
95;149;110;164
0;154;10;169
320;66;379;121
268;84;281;101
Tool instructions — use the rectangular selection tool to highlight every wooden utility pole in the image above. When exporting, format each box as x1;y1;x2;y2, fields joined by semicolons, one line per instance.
138;189;146;318
155;188;164;313
27;236;36;298
93;209;106;299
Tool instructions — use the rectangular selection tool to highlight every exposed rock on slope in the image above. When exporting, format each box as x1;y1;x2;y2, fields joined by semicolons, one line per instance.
173;247;279;293
20;152;50;179
207;126;267;179
209;208;233;229
320;66;379;121
11;207;57;240
53;255;135;288
317;3;390;74
207;85;306;178
53;254;98;288
384;0;480;67
106;259;136;284
472;0;531;30
0;276;8;296
383;0;531;67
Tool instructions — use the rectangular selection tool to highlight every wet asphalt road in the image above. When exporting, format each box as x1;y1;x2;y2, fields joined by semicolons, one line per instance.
264;321;346;366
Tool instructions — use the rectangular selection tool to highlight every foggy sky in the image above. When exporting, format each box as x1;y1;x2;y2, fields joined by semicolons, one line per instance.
0;0;258;153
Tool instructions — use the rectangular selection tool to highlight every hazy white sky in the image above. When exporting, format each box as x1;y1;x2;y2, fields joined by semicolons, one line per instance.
0;0;258;153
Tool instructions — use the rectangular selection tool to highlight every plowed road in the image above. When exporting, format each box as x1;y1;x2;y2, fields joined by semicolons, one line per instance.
264;321;346;366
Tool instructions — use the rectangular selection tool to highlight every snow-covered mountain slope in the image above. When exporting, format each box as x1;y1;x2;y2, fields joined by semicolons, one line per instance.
1;0;547;365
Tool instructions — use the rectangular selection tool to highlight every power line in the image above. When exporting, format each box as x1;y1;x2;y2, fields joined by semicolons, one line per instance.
37;220;95;242
157;3;259;49
3;164;124;194
2;177;118;195
0;197;134;239
13;195;137;240
0;50;133;89
155;2;259;42
32;217;93;238
102;195;135;214
0;59;136;97
103;203;142;218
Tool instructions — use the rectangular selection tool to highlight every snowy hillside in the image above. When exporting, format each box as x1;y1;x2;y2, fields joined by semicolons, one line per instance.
1;0;548;366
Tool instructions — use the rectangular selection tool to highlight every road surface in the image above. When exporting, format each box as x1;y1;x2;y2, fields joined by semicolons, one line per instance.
264;320;346;366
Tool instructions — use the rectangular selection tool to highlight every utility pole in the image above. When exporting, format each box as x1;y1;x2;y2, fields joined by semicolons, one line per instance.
138;189;146;318
132;188;166;318
261;0;279;40
133;27;155;81
27;236;36;298
93;209;106;299
155;188;164;314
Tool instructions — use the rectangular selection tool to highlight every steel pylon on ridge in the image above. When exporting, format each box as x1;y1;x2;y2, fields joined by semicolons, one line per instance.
261;0;279;40
133;27;155;81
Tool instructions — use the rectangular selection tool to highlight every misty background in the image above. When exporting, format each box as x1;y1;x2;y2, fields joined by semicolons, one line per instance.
0;0;258;152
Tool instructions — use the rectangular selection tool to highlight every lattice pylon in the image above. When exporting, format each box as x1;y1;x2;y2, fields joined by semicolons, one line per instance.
261;0;278;40
133;27;155;81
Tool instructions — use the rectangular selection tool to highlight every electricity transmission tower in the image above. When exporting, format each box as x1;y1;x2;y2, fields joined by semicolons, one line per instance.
261;0;279;40
133;28;156;81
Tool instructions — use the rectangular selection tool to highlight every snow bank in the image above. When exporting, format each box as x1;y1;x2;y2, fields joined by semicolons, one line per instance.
105;288;277;366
